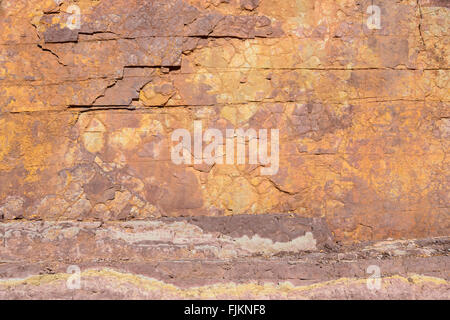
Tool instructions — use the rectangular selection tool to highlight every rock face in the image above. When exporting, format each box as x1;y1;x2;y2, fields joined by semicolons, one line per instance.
0;0;448;299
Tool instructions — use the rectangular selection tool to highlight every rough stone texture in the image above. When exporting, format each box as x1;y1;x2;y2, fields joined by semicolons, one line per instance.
0;0;449;299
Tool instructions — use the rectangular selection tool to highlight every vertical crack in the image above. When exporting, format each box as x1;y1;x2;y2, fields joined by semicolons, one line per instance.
417;0;427;48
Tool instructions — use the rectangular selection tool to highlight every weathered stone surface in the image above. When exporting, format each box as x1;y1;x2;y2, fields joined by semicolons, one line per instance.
0;0;448;299
0;223;448;298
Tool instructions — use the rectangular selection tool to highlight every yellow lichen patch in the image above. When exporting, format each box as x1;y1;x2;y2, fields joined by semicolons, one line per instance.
188;37;357;70
109;128;142;151
82;132;104;154
140;78;176;107
204;166;259;214
139;115;164;135
0;114;72;182
220;103;258;126
0;117;13;171
82;118;106;154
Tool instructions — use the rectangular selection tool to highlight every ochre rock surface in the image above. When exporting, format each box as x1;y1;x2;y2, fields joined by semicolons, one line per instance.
0;0;448;299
